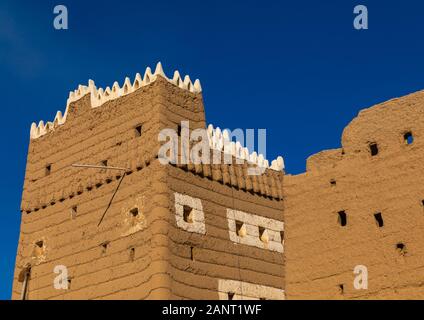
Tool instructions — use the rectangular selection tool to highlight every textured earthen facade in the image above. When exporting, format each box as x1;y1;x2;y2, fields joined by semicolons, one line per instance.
12;65;285;300
12;63;424;300
285;91;424;299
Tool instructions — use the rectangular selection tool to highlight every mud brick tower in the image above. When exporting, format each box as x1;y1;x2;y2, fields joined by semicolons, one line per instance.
12;63;286;300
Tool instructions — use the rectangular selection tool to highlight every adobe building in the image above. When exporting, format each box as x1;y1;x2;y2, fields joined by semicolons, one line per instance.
12;62;424;300
12;63;285;300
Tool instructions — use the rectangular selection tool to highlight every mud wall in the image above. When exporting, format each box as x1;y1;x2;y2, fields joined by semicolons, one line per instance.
284;91;424;299
13;76;285;300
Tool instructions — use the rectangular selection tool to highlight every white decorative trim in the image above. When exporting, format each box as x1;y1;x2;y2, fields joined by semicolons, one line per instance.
30;62;202;139
206;124;285;172
226;209;284;253
174;193;206;234
218;279;285;300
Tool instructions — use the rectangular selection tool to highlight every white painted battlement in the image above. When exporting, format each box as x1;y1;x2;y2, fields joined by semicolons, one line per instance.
206;124;285;172
30;62;201;139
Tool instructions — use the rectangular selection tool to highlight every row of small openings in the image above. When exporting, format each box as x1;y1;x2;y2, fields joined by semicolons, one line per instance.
235;220;284;244
99;241;138;261
369;131;414;157
338;211;384;228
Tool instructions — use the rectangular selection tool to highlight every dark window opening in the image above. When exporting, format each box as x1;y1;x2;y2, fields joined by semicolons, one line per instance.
258;226;267;242
101;241;110;254
280;231;285;243
190;246;194;261
71;206;77;219
338;284;344;294
177;124;182;136
228;292;235;300
338;211;347;227
396;243;406;255
101;160;108;167
404;132;414;145
183;205;193;223
259;297;266;300
330;179;336;186
35;241;43;248
129;247;135;261
67;278;72;289
422;200;424;207
45;164;51;176
369;143;379;156
135;124;142;137
130;208;139;217
374;212;384;227
235;221;245;237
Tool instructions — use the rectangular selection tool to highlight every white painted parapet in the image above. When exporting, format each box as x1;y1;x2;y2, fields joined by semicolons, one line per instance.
30;62;202;139
206;124;285;172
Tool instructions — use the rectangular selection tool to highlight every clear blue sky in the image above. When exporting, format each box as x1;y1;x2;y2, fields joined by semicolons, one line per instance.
2;0;424;299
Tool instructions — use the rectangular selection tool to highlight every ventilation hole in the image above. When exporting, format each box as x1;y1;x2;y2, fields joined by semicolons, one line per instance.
183;205;193;223
338;211;347;227
135;125;142;137
101;160;108;167
258;226;268;243
404;132;414;145
338;284;344;294
177;124;182;137
280;231;285;243
67;278;72;289
34;241;44;257
228;292;235;300
235;221;245;237
129;247;135;261
396;243;406;255
45;164;51;176
190;246;194;261
130;208;139;217
369;143;379;156
70;206;77;219
374;212;384;228
101;241;109;254
330;179;336;186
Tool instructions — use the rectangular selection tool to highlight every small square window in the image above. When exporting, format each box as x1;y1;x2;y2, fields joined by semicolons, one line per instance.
258;226;268;243
235;221;246;237
369;143;379;156
404;132;414;145
135;125;142;137
396;243;406;255
130;208;139;217
183;205;193;223
338;211;347;227
71;206;77;219
45;164;51;176
374;212;384;228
